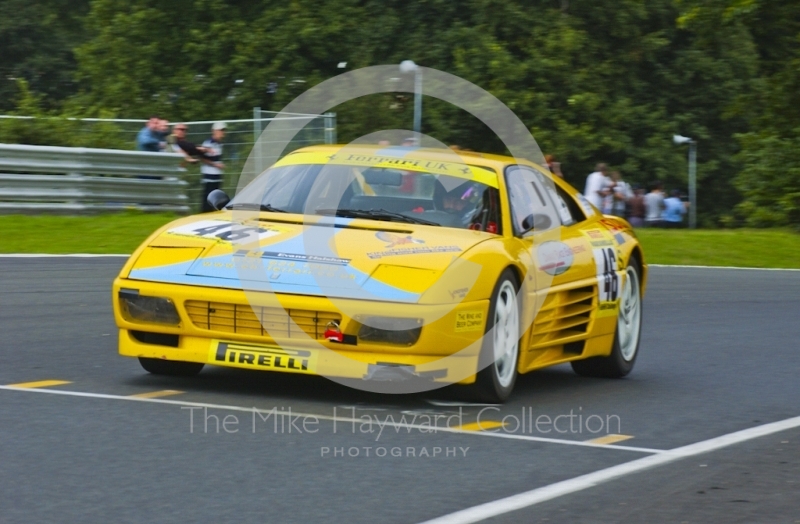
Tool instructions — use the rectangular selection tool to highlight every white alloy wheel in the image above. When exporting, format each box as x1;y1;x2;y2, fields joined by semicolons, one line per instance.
570;257;643;379
617;265;642;362
493;280;520;388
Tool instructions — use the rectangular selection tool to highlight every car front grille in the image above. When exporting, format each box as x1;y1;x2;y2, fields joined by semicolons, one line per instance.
184;300;341;340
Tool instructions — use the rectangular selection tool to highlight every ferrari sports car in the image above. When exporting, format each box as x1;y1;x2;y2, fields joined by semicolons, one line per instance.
113;145;646;402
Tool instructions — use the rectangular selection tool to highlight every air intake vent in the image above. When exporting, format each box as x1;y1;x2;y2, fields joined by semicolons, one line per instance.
530;286;594;349
185;301;341;341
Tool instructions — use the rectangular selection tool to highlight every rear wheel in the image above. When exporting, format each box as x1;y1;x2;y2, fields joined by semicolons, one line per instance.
571;257;642;378
468;269;521;403
138;357;204;377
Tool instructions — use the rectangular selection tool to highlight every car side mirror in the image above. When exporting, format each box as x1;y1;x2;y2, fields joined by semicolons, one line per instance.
207;189;230;211
520;213;552;234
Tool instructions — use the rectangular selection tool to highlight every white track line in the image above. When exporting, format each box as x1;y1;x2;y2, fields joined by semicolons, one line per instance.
0;254;129;258
649;264;800;271
419;414;800;524
0;385;662;454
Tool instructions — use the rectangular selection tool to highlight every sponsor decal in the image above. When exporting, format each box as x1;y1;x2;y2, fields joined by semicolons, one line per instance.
234;249;350;266
593;247;621;318
597;217;628;232
275;151;499;188
231;257;357;280
209;341;317;374
582;228;614;247
455;310;484;332
537;241;574;276
596;218;629;246
367;245;462;260
369;231;460;259
168;220;283;243
571;245;586;254
376;231;425;248
449;287;469;300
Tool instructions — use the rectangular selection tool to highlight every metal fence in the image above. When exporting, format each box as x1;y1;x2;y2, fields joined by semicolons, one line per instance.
0;110;337;206
0;107;336;212
0;144;188;214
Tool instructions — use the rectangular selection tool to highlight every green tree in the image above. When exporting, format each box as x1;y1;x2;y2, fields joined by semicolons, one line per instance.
0;0;90;111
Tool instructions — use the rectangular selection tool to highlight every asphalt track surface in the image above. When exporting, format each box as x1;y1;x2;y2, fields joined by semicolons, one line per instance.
1;258;799;523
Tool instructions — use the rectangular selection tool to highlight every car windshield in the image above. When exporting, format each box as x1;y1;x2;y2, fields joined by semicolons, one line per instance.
229;161;501;231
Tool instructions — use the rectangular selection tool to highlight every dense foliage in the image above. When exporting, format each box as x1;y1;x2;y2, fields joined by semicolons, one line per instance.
1;0;799;226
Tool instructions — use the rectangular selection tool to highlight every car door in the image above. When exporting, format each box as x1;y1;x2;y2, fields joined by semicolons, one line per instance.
504;166;602;372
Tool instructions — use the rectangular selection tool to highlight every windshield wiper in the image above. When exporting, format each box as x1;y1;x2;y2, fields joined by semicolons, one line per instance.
316;208;440;226
226;203;289;213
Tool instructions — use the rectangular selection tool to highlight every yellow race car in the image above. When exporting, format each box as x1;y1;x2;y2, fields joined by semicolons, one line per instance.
113;145;646;402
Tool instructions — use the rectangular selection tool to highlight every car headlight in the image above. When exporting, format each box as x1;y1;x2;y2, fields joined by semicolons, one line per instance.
357;316;422;346
119;289;180;325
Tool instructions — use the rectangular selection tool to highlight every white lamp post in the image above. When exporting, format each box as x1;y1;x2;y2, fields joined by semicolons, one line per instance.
399;60;422;137
673;134;697;229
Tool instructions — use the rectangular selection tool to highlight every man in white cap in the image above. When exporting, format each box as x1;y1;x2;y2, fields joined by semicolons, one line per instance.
200;121;227;212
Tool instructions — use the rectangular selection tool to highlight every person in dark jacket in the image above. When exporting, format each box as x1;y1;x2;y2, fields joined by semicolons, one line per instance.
200;122;227;212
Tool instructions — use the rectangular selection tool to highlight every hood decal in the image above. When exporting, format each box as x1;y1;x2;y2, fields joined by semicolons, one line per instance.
128;252;421;303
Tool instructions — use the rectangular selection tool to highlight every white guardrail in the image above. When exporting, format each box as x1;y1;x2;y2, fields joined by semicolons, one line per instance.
0;144;189;213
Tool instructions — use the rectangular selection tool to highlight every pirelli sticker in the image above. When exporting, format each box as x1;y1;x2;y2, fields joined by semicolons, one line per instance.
209;341;317;374
455;310;485;332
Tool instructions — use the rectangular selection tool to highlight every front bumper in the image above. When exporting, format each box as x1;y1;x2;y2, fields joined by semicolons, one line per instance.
114;278;489;384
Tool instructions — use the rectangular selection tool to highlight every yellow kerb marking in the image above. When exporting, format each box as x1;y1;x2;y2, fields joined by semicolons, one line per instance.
129;390;184;399
585;434;634;445
455;421;506;432
7;380;72;389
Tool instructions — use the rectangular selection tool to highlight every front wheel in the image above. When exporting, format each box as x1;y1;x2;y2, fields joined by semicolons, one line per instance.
138;357;204;377
468;269;521;403
571;257;643;378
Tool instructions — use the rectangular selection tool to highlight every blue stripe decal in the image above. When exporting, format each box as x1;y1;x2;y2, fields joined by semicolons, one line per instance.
128;256;420;303
128;216;421;302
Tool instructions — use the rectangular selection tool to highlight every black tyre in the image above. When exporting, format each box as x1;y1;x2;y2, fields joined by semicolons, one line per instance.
571;256;643;378
468;269;521;403
138;357;204;377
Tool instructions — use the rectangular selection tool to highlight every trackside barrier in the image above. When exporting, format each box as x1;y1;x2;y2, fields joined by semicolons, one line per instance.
0;144;188;214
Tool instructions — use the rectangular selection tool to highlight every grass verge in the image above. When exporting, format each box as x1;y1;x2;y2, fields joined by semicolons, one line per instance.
0;214;798;269
635;228;800;269
0;213;178;254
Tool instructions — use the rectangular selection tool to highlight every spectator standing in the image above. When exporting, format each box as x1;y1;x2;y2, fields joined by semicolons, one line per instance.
584;163;610;210
136;115;165;152
157;119;171;150
608;171;632;218
170;124;207;164
545;154;564;179
644;182;665;227
200;122;227;212
628;186;646;227
662;189;689;228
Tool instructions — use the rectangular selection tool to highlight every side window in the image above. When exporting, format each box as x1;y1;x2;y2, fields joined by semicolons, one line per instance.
550;184;587;225
504;166;560;235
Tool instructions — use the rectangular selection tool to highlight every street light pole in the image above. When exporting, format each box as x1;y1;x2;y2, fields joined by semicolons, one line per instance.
688;140;697;229
400;60;421;137
413;67;422;136
673;134;697;229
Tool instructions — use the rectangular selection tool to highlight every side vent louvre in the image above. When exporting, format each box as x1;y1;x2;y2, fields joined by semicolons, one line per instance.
530;286;594;349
